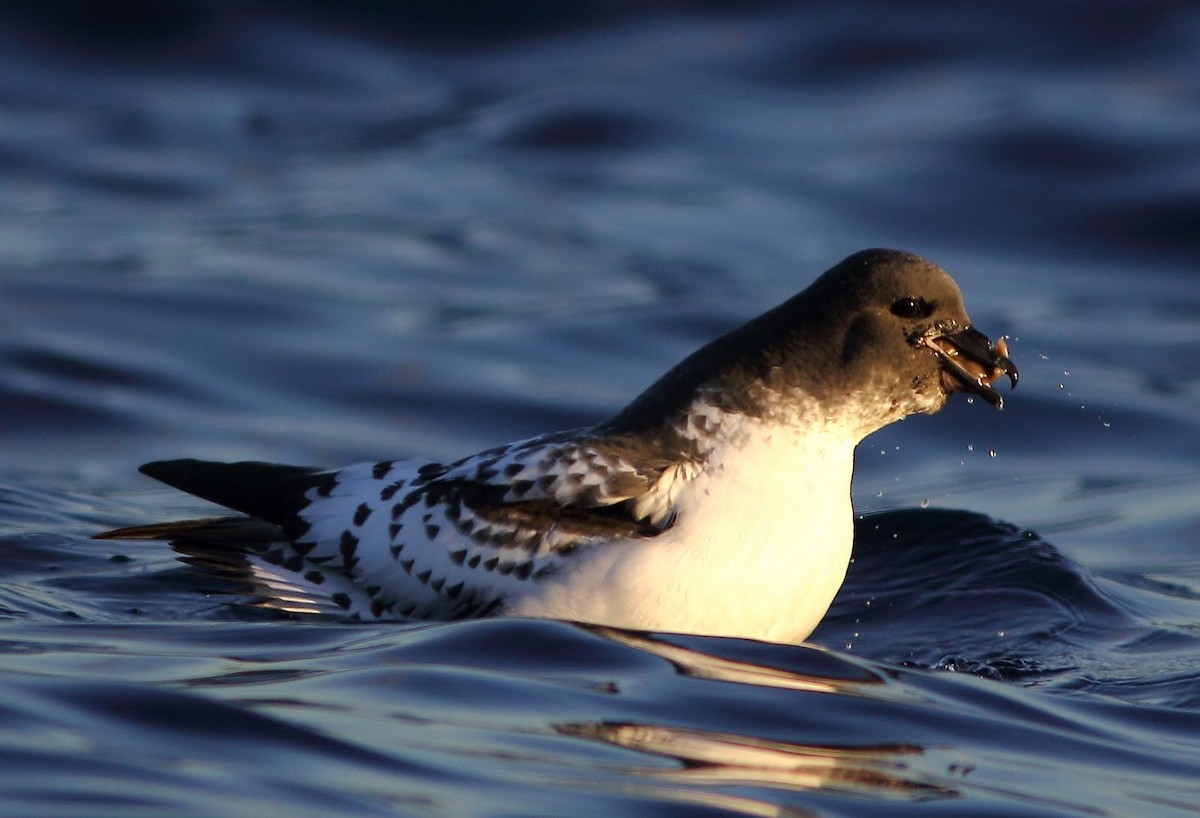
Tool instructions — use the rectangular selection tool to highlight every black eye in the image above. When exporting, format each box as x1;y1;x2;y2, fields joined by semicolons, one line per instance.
890;297;931;319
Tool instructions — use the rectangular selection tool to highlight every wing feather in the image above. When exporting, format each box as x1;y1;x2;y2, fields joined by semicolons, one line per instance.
97;432;695;621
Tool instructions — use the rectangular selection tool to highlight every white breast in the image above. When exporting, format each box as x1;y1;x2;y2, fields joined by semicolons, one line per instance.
507;410;858;643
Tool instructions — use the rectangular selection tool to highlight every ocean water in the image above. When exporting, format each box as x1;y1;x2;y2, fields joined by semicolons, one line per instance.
2;2;1199;816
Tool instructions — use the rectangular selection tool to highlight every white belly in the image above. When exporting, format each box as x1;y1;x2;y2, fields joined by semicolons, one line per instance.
508;423;857;643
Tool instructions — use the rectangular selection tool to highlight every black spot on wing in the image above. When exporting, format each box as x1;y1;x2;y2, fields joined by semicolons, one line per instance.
413;462;449;486
393;491;422;518
339;530;359;567
474;457;501;481
353;503;372;527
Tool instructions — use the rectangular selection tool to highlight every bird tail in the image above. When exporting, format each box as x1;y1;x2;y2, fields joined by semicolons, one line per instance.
93;515;276;542
94;515;362;617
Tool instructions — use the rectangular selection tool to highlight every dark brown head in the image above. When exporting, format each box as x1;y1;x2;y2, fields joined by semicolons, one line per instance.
601;248;1017;440
794;249;1017;418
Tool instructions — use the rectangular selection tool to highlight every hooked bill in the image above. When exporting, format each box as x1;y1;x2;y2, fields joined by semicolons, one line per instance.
927;332;1018;408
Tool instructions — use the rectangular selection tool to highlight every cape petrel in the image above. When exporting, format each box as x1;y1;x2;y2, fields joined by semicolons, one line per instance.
97;248;1017;643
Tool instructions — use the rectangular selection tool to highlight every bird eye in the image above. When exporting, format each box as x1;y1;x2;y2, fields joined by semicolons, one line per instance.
890;297;931;319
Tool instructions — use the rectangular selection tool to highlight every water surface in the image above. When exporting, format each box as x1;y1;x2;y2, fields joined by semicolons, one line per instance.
2;3;1199;816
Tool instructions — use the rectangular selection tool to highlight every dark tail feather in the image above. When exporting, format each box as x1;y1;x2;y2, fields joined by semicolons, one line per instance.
93;515;281;542
135;459;335;537
95;460;350;617
94;515;279;581
94;514;337;615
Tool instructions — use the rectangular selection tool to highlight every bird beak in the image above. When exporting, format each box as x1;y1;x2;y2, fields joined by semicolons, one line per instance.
923;324;1018;409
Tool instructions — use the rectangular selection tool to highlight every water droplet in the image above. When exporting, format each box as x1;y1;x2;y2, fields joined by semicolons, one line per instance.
967;443;974;452
997;630;1005;638
988;449;997;458
1058;383;1065;390
920;498;930;508
1038;353;1049;360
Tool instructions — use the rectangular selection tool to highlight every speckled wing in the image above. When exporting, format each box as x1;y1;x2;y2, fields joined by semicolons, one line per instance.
293;430;692;620
101;432;692;621
437;429;691;524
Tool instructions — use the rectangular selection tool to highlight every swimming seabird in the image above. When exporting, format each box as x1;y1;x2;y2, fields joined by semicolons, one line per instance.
96;248;1017;643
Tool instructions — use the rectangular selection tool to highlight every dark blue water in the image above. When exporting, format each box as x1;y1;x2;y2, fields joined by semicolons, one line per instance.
2;3;1199;815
